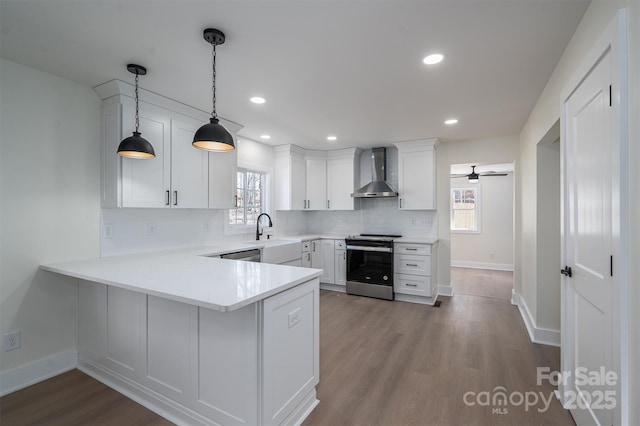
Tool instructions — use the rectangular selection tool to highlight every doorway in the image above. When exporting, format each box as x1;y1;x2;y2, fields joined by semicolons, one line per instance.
450;162;514;300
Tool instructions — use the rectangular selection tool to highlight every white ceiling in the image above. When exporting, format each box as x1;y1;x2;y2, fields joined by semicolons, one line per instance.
0;0;590;151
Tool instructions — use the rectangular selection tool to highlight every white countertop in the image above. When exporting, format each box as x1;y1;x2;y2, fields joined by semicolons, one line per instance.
394;237;439;244
41;245;322;313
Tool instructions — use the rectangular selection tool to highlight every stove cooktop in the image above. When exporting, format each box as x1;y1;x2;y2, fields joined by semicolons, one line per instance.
346;233;402;242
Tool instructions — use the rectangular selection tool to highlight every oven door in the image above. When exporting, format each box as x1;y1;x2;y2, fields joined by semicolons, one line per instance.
346;246;393;286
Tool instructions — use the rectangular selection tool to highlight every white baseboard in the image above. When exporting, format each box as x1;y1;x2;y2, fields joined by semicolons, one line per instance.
451;261;514;271
438;284;453;297
512;292;561;347
0;349;77;397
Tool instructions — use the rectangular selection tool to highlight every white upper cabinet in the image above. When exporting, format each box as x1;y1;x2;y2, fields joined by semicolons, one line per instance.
117;100;171;208
305;154;327;211
209;146;237;209
170;118;209;209
95;79;241;209
394;139;439;210
274;145;307;210
327;148;361;211
274;145;361;211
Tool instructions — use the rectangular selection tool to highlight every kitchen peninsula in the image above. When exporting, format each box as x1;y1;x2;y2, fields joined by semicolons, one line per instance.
41;246;322;426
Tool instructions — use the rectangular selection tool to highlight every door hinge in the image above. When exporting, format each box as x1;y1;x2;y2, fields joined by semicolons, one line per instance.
610;255;613;277
609;85;612;107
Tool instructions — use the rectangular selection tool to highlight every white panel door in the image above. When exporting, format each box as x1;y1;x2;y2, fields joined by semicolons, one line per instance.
327;158;354;210
305;158;326;210
564;51;613;426
121;102;171;208
170;118;209;209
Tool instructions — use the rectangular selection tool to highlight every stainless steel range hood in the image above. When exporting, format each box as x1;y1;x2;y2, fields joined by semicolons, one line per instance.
351;147;398;198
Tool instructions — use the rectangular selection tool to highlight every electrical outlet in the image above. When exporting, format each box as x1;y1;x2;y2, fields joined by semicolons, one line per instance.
288;308;301;328
4;330;21;352
146;222;157;236
410;217;417;226
102;223;113;239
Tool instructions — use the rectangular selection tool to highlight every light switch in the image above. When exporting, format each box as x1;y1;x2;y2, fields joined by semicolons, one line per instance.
288;308;301;328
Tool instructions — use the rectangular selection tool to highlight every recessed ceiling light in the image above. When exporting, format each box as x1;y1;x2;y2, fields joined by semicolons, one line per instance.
326;136;337;141
423;53;444;65
250;96;266;104
260;134;271;139
444;118;458;125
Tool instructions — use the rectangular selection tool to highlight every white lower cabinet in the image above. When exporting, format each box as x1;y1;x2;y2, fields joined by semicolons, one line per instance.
393;242;438;302
77;278;319;426
334;249;346;286
320;240;335;284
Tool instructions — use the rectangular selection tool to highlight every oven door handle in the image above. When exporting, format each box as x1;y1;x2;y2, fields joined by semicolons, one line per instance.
346;245;393;253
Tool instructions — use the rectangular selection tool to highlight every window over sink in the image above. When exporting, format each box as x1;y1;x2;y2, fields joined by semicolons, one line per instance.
227;167;270;234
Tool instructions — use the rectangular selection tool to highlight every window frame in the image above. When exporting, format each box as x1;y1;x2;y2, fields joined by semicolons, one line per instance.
225;165;271;235
450;184;481;234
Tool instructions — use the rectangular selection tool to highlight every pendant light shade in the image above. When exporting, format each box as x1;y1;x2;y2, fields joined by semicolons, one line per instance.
193;117;235;152
117;64;155;159
193;28;235;152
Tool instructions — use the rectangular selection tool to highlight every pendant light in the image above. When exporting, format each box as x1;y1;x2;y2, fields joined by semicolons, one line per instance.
468;165;479;183
117;64;155;159
193;28;235;152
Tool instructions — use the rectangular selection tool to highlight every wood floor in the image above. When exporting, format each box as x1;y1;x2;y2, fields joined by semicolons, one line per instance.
1;275;574;426
451;266;514;300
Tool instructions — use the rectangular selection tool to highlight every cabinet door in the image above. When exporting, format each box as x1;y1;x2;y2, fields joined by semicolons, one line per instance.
291;154;307;210
305;159;327;210
310;240;323;269
397;149;435;210
301;251;312;268
209;147;237;209
121;102;171;208
327;158;354;210
320;240;335;284
170;118;209;209
334;250;346;286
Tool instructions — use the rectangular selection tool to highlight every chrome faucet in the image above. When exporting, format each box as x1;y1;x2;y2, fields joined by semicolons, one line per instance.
256;213;273;241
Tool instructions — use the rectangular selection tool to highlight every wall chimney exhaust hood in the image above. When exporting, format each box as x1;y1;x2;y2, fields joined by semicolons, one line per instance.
351;147;398;198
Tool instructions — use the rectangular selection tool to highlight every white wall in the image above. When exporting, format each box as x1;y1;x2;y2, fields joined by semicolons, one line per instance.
0;59;101;372
517;1;640;422
451;172;514;270
436;135;518;290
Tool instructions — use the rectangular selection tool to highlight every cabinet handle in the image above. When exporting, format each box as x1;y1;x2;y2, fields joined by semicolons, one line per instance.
343;252;346;260
308;200;310;209
307;253;311;261
406;248;418;251
406;283;418;287
399;198;403;208
174;191;178;206
235;195;238;207
165;190;170;206
327;200;330;209
312;242;316;251
406;263;418;267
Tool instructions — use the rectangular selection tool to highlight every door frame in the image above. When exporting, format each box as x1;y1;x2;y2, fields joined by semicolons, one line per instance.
560;9;628;425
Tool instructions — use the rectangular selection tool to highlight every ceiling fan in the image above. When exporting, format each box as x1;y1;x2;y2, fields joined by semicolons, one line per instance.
451;165;508;183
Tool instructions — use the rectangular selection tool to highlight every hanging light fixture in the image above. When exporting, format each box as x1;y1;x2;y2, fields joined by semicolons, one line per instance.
117;64;155;159
468;165;479;183
193;28;235;152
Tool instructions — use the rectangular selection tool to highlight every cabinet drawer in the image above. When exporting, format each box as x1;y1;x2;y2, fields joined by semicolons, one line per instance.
394;243;430;256
334;240;346;249
394;254;430;276
302;241;311;252
394;274;431;297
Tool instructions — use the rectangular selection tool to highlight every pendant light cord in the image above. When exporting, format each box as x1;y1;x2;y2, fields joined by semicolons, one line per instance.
211;41;217;119
134;71;140;132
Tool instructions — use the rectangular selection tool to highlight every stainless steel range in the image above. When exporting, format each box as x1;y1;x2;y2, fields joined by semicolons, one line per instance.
345;234;401;300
